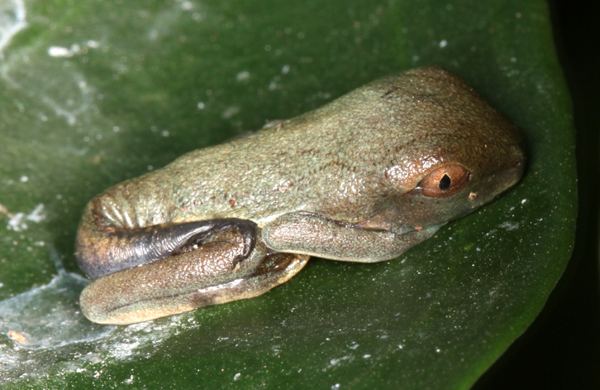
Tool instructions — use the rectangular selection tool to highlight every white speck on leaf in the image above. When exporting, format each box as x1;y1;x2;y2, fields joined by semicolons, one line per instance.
236;71;250;81
0;0;27;57
48;45;77;57
7;212;25;231
26;204;46;222
499;221;520;230
222;106;240;119
6;204;45;231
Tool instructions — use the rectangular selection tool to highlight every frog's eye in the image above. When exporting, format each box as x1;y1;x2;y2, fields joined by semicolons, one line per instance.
417;165;471;198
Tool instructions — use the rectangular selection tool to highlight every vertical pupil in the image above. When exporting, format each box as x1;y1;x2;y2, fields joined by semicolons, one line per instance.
439;174;451;190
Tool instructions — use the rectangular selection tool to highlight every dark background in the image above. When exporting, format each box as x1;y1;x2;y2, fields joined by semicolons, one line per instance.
474;1;600;389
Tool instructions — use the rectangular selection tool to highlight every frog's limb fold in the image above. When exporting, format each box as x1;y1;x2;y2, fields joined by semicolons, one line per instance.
76;209;257;280
80;230;309;325
262;212;440;262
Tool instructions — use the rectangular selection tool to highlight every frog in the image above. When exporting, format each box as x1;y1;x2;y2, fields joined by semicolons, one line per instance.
76;66;525;325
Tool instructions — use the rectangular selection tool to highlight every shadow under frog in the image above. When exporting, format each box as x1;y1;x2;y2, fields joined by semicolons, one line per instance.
76;67;525;325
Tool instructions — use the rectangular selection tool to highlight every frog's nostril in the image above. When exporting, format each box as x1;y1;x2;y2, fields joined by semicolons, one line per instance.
513;159;523;168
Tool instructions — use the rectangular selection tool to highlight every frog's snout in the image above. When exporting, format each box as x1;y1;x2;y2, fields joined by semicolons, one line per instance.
496;148;526;195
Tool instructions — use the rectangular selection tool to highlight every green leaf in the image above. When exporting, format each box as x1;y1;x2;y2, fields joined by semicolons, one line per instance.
0;0;575;389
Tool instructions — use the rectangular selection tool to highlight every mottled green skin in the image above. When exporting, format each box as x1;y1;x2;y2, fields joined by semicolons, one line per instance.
76;67;525;325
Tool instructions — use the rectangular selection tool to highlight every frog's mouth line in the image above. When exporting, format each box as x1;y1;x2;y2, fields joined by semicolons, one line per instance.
331;216;419;237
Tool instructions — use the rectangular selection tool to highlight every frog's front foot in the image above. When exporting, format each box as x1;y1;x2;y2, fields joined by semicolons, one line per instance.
76;215;258;280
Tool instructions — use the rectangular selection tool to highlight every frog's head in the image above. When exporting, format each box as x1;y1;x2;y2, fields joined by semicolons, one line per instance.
371;67;526;230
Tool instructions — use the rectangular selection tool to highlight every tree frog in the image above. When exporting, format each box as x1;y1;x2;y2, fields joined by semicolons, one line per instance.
76;67;525;325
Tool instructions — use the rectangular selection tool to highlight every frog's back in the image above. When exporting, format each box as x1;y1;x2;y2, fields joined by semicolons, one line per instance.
90;67;522;230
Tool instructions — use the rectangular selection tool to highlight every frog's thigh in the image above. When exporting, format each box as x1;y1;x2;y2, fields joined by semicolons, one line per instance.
262;212;438;262
80;232;308;325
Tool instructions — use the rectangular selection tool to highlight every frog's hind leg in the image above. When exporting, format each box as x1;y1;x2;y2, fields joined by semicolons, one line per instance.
76;199;257;280
79;229;309;325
